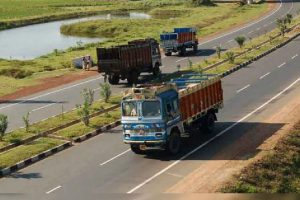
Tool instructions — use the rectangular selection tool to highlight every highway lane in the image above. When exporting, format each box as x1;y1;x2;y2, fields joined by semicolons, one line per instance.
0;0;298;131
0;32;299;198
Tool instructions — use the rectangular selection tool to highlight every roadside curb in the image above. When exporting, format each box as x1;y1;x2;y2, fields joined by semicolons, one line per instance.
0;142;72;177
0;104;119;154
73;120;121;143
220;33;300;78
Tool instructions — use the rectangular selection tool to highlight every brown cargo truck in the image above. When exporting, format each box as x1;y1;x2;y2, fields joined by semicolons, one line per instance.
97;38;162;85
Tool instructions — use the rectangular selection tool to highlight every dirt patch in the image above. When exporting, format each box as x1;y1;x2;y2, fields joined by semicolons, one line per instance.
0;69;98;102
166;84;300;193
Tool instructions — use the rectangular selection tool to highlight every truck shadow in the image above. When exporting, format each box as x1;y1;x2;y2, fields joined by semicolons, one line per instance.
143;121;285;161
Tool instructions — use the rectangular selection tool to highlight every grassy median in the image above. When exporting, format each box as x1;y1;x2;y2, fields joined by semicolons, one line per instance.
0;96;121;149
220;122;300;193
0;137;64;170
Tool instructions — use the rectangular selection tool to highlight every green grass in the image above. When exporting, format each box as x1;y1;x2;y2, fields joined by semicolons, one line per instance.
220;122;300;193
61;3;267;40
55;109;120;139
0;2;269;97
0;96;121;149
0;137;64;170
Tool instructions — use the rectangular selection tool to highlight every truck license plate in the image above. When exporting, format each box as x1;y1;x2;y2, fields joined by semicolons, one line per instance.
139;145;146;150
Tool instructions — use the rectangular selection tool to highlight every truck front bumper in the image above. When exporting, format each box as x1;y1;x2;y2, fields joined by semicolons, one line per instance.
124;140;164;144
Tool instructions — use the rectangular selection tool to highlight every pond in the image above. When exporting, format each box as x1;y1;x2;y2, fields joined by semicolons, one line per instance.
0;13;151;60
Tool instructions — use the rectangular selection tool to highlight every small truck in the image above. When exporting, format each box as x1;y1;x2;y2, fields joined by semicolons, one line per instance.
160;28;198;56
121;74;223;154
96;38;162;85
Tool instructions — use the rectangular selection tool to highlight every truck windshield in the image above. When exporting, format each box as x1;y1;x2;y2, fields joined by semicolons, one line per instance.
122;101;138;117
142;101;161;117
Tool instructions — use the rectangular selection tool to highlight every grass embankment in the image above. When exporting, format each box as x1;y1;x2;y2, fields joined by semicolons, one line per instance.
0;96;121;149
55;109;120;139
0;2;268;97
221;122;300;193
61;3;267;41
0;137;64;170
0;0;187;30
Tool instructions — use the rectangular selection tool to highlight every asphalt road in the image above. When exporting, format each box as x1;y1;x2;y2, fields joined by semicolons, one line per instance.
0;19;300;200
0;0;299;131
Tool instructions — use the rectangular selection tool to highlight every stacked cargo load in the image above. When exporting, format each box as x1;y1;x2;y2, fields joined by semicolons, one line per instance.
121;73;223;155
97;38;161;85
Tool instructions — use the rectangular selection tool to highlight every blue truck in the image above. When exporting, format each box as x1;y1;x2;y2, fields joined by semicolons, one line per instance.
160;28;198;56
121;74;223;154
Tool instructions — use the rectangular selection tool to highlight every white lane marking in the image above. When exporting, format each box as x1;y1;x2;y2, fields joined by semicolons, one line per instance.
291;54;298;60
100;149;131;166
263;24;268;27
176;58;188;63
0;77;103;111
166;173;183;178
236;84;250;93
259;72;271;80
256;27;261;31
277;62;286;68
46;186;62;194
127;77;300;194
247;31;254;34
227;39;233;43
31;103;56;112
161;65;166;68
196;0;282;47
268;21;273;25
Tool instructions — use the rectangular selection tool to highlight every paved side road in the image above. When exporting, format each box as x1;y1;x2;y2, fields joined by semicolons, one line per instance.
0;32;299;199
0;0;298;131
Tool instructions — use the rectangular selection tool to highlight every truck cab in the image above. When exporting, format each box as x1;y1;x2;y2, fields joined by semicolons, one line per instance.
121;85;183;154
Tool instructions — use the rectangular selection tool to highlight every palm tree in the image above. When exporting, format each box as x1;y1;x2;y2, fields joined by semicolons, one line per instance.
235;36;246;49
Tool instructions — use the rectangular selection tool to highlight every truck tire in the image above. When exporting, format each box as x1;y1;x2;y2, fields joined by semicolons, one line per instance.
127;70;138;85
193;44;198;52
108;74;120;85
203;112;215;134
179;47;186;56
165;52;172;56
166;130;181;155
130;144;144;154
152;64;160;77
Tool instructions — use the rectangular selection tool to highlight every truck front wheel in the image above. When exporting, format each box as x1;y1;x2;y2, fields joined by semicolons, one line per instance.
166;131;181;155
130;144;144;154
165;52;172;56
127;70;138;85
108;74;120;85
193;44;198;52
153;64;160;77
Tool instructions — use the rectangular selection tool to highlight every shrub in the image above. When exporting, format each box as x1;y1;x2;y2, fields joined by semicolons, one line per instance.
99;83;111;103
81;88;95;106
77;101;90;126
216;46;222;59
22;112;30;132
235;36;246;49
0;68;33;79
43;65;55;71
0;114;8;140
225;51;235;64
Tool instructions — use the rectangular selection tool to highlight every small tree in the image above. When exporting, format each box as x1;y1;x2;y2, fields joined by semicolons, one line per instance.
235;36;246;49
100;83;111;103
198;64;203;74
225;51;235;64
216;46;222;59
177;64;181;72
81;88;94;106
276;18;287;37
285;14;293;25
77;101;90;126
188;59;193;70
0;114;8;140
22;112;30;132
